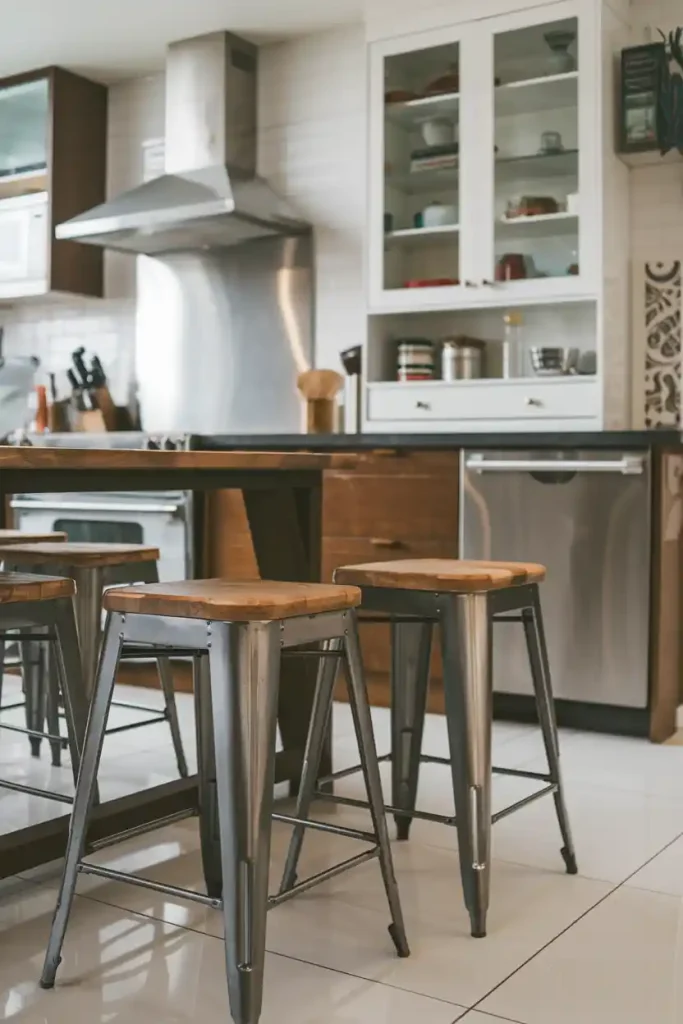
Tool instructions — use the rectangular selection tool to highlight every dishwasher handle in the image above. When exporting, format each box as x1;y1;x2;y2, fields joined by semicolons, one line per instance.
465;454;645;476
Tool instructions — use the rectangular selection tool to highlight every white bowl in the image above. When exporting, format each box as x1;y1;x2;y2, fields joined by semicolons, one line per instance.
420;118;455;148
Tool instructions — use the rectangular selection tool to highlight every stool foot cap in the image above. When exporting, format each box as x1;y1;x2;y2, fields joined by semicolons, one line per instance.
39;979;55;990
30;738;41;758
561;847;578;875
388;923;410;958
206;879;223;901
395;817;411;842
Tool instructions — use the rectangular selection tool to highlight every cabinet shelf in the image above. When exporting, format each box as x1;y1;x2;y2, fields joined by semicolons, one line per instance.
386;166;459;195
385;224;460;246
498;211;578;238
385;91;460;128
496;148;578;179
496;71;578;116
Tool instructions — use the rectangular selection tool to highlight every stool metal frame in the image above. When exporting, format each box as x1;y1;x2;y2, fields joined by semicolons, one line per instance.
280;581;577;940
1;555;188;777
40;606;409;1024
0;591;89;807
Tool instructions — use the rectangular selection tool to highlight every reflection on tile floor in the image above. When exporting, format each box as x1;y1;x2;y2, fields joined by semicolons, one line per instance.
3;677;683;1021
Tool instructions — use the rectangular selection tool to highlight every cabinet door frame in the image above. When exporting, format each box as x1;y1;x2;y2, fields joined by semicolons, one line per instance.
367;22;478;312
467;0;600;303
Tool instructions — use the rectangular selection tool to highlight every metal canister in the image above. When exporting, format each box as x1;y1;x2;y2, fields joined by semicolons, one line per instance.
441;339;482;380
397;339;435;382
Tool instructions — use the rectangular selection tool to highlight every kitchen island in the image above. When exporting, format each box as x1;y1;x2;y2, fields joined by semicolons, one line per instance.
0;446;355;881
193;430;683;748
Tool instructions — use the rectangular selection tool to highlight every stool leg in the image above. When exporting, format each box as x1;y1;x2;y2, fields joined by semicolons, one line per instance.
51;598;93;793
345;616;410;958
0;636;5;709
73;567;104;698
391;619;432;841
22;639;44;758
40;614;122;990
523;589;578;876
279;636;341;894
194;653;222;900
45;644;62;767
157;656;188;778
440;593;492;939
209;621;280;1024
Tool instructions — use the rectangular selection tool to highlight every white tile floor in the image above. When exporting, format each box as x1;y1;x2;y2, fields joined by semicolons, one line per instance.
3;677;683;1021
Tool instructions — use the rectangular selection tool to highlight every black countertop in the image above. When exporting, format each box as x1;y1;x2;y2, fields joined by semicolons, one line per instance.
194;430;682;452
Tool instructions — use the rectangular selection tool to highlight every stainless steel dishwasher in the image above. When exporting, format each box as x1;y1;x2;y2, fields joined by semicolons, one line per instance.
460;450;651;709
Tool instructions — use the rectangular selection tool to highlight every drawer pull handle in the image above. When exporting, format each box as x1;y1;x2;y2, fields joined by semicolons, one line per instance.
370;537;402;549
481;279;496;287
464;280;479;288
416;400;431;410
525;397;542;407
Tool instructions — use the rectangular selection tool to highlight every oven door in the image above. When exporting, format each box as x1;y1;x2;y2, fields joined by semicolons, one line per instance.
10;492;191;581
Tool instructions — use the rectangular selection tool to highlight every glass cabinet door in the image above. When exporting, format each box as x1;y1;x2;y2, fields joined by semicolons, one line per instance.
492;14;579;287
0;79;49;184
381;38;461;293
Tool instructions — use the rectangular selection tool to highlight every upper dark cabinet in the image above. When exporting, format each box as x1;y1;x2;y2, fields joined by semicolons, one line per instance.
0;67;107;300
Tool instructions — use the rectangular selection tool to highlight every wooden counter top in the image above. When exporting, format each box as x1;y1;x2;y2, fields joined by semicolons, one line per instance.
0;447;357;472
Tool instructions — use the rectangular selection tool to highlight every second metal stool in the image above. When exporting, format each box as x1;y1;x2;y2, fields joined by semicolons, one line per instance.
0;570;89;807
0;541;188;776
40;578;409;1024
283;558;578;940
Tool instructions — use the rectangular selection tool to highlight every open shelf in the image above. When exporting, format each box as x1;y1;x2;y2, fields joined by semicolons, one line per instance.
496;148;578;179
496;71;578;116
498;211;578;238
385;91;460;128
386;165;459;195
385;223;460;246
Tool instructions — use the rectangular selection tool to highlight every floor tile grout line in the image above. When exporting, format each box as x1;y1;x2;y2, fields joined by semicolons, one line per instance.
466;824;683;1016
72;888;468;1011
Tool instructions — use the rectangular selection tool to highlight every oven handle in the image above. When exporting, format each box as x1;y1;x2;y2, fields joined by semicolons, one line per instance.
10;499;186;515
465;455;645;476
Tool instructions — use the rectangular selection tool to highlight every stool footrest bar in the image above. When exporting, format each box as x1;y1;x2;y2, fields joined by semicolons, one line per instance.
0;778;74;803
78;862;221;909
268;848;380;908
491;783;558;824
272;812;377;844
87;809;197;853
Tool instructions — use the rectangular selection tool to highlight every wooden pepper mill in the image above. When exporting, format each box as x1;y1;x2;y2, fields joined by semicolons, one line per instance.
297;369;344;434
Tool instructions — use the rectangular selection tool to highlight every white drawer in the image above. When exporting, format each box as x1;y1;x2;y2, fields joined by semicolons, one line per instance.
367;379;600;423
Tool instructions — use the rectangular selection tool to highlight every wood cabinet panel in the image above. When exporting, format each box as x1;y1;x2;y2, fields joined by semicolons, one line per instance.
322;536;457;582
323;470;458;540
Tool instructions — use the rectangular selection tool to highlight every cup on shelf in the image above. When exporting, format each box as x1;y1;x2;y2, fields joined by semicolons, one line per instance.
539;130;564;154
422;201;457;227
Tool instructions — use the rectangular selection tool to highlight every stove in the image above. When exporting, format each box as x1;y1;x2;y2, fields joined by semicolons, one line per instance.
10;432;194;579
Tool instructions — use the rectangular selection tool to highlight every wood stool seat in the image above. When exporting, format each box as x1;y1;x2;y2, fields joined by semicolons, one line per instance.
0;572;75;604
0;542;160;568
0;530;67;545
334;558;546;592
104;578;362;621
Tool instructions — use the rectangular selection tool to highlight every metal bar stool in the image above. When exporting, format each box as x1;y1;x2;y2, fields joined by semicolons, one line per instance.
281;558;577;940
0;530;67;729
40;578;409;1024
0;571;89;807
0;542;187;776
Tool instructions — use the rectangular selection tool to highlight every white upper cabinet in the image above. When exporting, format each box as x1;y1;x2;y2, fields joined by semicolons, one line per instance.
368;0;601;312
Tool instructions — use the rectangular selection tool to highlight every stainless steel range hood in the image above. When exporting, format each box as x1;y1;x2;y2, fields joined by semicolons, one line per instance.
56;32;309;254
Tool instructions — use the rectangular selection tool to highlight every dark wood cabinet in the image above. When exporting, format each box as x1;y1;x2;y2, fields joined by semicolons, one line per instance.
0;66;107;300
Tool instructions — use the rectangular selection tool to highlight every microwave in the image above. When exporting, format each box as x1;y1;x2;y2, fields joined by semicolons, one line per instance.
0;191;48;298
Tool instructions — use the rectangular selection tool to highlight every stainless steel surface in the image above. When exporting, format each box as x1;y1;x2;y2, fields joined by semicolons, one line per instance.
135;235;312;433
390;619;432;840
55;33;309;255
442;342;483;381
465;454;645;475
461;448;651;707
11;498;185;514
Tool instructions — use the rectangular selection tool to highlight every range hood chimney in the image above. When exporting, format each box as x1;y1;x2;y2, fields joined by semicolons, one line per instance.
56;32;309;254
